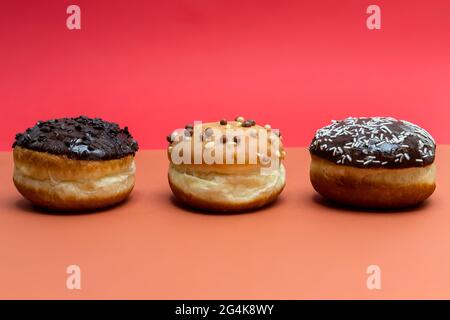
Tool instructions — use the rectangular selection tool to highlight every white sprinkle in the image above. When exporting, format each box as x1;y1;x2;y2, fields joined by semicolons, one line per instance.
381;125;392;133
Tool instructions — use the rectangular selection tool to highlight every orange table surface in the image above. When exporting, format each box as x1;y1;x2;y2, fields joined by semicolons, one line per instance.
0;147;450;300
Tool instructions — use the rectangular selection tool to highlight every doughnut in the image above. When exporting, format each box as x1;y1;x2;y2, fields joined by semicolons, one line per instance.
12;116;139;211
167;117;286;211
309;117;436;208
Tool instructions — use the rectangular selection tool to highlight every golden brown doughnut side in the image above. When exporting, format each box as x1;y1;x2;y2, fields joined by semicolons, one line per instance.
13;147;135;211
310;155;436;208
168;165;286;212
168;179;284;212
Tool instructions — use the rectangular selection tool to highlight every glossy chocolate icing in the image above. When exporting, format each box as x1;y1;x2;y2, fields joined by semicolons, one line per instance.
309;117;435;168
13;116;139;160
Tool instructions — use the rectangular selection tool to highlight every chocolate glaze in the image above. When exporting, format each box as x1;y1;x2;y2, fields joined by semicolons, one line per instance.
13;116;139;160
309;117;435;168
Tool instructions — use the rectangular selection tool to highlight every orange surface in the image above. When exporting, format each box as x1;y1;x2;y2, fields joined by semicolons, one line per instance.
0;147;450;300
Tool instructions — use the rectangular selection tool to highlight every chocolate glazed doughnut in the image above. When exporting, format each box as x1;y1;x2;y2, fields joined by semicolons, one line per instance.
13;116;139;211
309;117;436;208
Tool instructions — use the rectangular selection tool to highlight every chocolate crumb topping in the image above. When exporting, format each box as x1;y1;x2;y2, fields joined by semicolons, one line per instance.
309;117;435;168
13;116;139;160
184;128;193;137
241;120;256;127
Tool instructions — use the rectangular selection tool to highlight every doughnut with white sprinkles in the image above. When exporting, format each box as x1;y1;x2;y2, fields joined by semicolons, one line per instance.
309;117;435;168
308;117;437;208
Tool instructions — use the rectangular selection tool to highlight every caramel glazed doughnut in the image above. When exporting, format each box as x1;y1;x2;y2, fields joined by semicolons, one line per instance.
309;117;436;208
167;117;286;211
13;116;139;211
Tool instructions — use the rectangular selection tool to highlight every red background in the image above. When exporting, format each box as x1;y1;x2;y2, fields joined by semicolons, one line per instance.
1;0;449;150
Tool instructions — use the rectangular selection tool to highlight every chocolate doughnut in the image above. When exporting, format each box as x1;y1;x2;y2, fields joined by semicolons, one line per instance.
13;116;139;211
309;117;436;208
167;117;286;211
